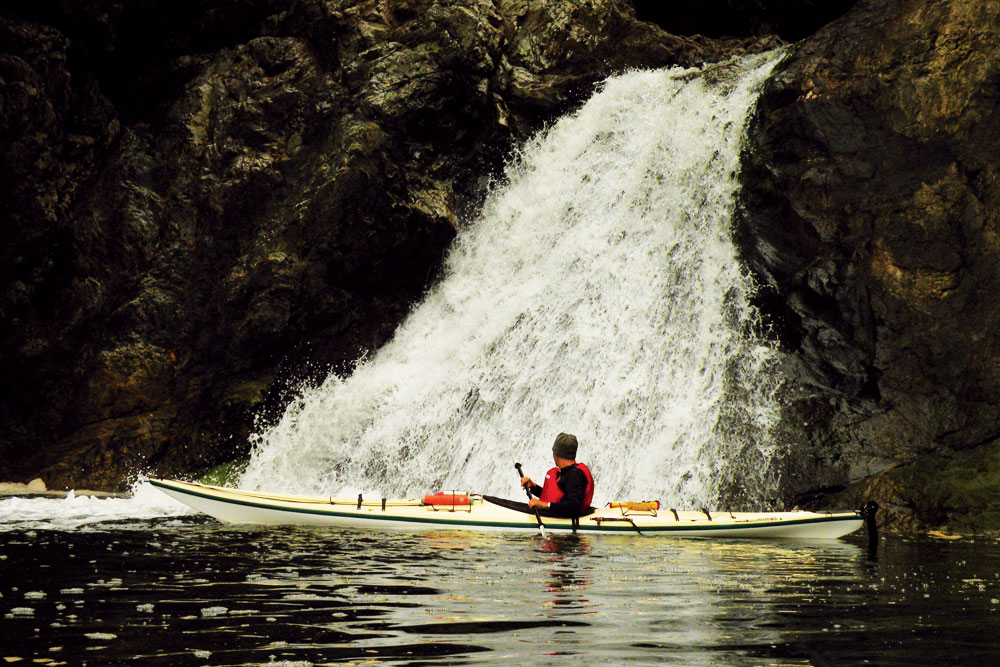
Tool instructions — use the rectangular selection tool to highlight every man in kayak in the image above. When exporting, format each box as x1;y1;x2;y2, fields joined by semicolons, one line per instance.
520;432;595;517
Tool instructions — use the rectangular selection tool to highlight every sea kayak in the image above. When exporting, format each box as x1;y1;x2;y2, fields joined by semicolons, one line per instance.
150;478;866;539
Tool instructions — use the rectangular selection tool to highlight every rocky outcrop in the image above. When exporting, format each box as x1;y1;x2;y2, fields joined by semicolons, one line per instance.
1;0;782;489
738;0;1000;531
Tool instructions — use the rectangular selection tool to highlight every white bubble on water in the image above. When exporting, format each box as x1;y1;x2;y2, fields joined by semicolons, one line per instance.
200;606;228;617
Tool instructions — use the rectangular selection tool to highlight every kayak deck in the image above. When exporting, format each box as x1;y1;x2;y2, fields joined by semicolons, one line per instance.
149;478;864;539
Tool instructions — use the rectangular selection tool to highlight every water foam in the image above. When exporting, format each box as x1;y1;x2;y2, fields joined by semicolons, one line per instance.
0;481;192;532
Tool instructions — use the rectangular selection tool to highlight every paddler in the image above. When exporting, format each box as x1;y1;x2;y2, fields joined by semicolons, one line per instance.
519;432;595;517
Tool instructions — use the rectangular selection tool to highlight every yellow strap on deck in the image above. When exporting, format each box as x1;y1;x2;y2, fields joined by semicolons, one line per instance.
608;501;660;512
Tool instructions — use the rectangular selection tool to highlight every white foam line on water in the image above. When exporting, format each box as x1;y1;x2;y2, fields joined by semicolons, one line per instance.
0;481;193;532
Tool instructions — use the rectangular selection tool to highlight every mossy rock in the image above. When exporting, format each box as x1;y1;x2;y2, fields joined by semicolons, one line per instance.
897;442;1000;533
197;459;249;487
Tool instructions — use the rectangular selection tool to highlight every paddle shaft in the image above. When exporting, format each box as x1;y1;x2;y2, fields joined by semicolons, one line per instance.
514;462;548;538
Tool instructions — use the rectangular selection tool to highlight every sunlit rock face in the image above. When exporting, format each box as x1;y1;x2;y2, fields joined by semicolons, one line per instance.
738;0;1000;530
0;0;780;489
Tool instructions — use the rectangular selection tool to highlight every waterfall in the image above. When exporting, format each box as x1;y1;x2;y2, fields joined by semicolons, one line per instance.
240;52;785;509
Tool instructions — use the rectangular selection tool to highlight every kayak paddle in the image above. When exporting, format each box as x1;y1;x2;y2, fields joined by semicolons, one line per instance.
514;462;548;538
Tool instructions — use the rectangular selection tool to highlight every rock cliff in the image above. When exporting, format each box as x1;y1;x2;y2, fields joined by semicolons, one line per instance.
1;0;780;489
738;0;1000;531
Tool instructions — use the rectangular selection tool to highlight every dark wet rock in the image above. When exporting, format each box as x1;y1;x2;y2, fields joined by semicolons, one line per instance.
632;0;858;43
1;0;781;490
738;0;1000;531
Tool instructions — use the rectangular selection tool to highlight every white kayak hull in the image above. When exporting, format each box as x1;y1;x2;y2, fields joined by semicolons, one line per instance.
150;478;864;539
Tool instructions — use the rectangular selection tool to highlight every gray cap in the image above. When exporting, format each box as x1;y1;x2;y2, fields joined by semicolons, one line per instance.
552;432;578;460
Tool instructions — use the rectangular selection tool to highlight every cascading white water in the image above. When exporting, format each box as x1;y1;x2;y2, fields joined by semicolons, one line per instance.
241;52;785;509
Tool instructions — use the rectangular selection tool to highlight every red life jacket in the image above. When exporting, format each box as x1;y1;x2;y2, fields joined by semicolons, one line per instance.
539;462;594;511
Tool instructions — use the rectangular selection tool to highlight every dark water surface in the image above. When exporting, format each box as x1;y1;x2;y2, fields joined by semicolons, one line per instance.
2;518;998;666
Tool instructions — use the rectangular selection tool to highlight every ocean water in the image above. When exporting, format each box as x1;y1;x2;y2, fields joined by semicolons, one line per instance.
1;507;998;666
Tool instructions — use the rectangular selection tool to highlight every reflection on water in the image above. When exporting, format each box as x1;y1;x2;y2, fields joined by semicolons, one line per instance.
1;520;999;665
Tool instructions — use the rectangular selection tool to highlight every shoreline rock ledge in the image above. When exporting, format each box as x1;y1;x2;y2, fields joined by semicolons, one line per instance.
0;479;126;499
